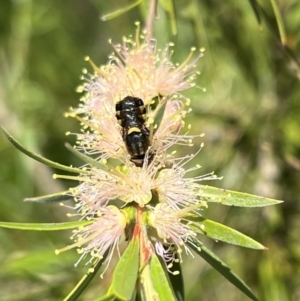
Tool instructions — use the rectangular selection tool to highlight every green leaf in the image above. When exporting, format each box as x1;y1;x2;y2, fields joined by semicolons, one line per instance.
270;0;286;45
101;0;142;21
189;217;266;249
200;185;283;207
24;191;72;203
1;126;84;174
0;220;91;231
189;242;259;301
149;253;177;301
63;258;105;301
65;143;108;171
112;237;140;301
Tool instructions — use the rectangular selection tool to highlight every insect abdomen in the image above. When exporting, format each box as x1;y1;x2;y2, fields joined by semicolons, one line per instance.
126;130;149;158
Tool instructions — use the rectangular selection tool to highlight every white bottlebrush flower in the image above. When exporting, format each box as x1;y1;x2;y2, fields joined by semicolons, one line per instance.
57;143;216;214
53;24;215;273
153;148;217;208
67;163;158;211
67;23;202;163
54;148;217;270
147;203;201;270
78;23;200;106
55;206;126;272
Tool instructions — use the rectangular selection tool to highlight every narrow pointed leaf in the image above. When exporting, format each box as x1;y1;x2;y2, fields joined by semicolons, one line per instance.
0;220;91;231
189;242;258;301
112;237;139;300
149;253;177;301
201;185;283;207
65;143;108;171
138;265;157;301
63;258;105;301
24;191;72;203
189;217;265;249
1;127;84;174
270;0;286;45
159;0;177;35
101;0;142;21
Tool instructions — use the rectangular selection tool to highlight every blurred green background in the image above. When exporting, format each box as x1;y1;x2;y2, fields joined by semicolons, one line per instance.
0;0;300;300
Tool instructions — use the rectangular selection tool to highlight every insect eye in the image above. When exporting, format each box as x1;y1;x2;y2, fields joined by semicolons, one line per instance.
136;98;144;107
116;102;121;111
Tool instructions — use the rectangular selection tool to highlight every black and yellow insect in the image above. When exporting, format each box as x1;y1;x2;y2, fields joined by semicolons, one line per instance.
116;96;150;167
